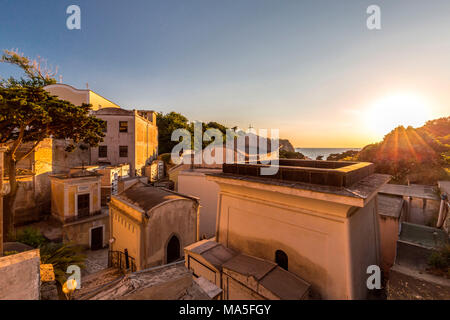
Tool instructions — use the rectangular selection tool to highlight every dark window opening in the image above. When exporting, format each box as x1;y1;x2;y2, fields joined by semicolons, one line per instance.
119;146;128;157
167;235;180;263
119;121;128;133
91;226;103;250
99;146;107;158
275;250;288;270
77;194;90;218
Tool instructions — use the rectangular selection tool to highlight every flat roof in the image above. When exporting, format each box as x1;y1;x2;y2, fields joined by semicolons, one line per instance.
208;171;391;207
377;194;404;218
222;159;375;188
379;184;439;201
187;240;238;270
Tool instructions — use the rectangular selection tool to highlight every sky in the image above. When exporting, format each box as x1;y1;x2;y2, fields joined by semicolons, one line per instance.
1;0;449;147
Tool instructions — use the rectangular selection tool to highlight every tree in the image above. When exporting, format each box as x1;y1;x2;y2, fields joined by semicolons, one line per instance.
0;50;105;240
156;112;190;154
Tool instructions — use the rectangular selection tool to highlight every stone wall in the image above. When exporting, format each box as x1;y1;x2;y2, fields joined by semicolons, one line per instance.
63;214;110;248
0;249;41;300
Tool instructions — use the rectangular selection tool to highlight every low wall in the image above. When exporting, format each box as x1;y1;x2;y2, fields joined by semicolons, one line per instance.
0;249;41;300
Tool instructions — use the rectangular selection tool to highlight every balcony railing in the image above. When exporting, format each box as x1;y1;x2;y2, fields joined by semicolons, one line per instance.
108;250;137;272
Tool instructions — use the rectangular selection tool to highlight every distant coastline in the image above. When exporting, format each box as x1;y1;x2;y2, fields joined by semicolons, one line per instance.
295;148;361;160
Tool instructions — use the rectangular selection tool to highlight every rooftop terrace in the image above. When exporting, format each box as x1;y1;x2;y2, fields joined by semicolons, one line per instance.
223;159;375;188
209;160;390;206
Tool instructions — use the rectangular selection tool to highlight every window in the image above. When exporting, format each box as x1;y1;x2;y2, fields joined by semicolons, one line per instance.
119;146;128;157
275;250;288;271
99;146;107;158
119;121;128;133
102;121;107;133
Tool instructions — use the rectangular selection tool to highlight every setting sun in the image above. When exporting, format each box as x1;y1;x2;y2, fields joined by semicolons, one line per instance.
364;93;433;138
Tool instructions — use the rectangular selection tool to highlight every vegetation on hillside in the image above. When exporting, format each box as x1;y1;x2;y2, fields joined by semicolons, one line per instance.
279;150;306;159
327;150;359;161
328;117;449;185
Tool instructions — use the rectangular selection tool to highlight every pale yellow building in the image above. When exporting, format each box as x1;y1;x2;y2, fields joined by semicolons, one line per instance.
49;171;108;249
109;181;199;270
91;108;158;176
44;83;159;177
44;83;121;110
0;145;6;256
96;164;130;205
185;159;391;300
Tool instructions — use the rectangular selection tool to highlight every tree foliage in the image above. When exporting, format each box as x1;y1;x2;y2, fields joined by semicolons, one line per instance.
156;112;236;154
0;49;105;239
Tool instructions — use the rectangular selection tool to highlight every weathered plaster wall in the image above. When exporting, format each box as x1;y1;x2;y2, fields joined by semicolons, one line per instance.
50;176;101;221
346;198;380;299
13;138;90;224
178;169;221;239
145;199;198;267
91;114;136;173
222;274;265;300
110;198;143;267
134;115;158;176
63;214;109;248
0;249;40;300
45;84;89;108
213;180;379;300
378;214;400;274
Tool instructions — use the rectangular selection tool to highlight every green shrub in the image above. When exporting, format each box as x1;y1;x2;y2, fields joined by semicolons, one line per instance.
15;227;47;248
428;244;450;271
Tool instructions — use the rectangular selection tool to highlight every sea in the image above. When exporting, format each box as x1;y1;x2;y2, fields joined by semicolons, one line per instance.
295;148;361;160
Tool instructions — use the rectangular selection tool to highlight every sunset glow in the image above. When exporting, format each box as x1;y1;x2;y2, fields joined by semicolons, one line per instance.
364;93;433;139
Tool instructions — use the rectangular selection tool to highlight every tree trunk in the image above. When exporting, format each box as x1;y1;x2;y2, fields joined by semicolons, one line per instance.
3;153;18;241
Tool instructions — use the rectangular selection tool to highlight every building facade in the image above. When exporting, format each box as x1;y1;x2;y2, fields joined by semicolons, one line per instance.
44;83;121;110
49;171;109;249
90;108;158;176
178;168;221;239
186;160;390;300
109;181;199;270
0;145;6;256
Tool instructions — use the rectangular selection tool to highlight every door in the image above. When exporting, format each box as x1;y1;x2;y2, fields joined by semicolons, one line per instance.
166;235;180;263
91;226;103;250
77;194;90;218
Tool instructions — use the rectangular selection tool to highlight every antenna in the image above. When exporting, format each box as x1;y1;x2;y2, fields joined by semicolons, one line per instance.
86;82;89;89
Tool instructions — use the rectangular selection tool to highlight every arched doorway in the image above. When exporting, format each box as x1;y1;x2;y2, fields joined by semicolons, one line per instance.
166;235;180;263
275;250;288;270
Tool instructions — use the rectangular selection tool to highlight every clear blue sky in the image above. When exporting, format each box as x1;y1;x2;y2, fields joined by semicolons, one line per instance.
1;0;449;147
